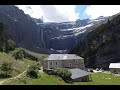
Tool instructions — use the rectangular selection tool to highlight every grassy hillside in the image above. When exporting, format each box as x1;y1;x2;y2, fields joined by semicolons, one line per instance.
3;72;120;85
22;48;48;61
3;73;67;85
0;22;46;82
0;52;37;80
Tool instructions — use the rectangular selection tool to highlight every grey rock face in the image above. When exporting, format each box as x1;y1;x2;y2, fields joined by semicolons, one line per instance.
0;5;107;54
94;40;120;69
0;5;43;50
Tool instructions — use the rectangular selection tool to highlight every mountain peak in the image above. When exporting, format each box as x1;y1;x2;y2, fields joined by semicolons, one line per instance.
96;16;107;19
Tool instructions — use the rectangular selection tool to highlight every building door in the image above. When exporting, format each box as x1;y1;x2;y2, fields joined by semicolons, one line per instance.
69;63;72;68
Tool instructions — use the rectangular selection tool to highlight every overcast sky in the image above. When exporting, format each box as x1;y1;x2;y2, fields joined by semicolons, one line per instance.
17;5;120;22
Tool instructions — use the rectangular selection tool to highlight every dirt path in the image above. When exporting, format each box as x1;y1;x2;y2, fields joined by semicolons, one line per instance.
0;70;27;85
0;65;42;85
0;80;7;85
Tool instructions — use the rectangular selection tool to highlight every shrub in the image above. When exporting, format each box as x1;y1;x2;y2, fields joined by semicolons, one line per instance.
26;64;39;78
7;39;16;51
0;61;13;77
13;48;24;60
53;68;72;81
2;39;16;53
0;45;3;52
2;37;9;53
19;49;38;61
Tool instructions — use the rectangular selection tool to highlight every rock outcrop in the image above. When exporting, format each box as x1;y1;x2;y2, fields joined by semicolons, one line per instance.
0;5;108;54
70;14;120;69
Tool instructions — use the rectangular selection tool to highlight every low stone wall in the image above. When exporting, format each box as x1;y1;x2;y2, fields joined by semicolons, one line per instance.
72;75;90;82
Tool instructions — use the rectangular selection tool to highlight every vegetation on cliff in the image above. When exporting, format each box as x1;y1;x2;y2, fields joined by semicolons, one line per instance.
71;14;120;68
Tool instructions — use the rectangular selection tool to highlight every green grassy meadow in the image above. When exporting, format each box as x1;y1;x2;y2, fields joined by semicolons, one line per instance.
1;51;120;85
3;72;120;85
73;72;120;85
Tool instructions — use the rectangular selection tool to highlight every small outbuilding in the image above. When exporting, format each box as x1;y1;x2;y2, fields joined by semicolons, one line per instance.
69;68;91;82
109;63;120;74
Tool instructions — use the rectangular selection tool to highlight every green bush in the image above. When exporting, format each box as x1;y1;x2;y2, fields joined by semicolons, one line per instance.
7;39;16;51
53;68;71;81
0;45;3;52
2;39;16;53
0;61;13;77
2;37;9;53
26;64;39;78
0;23;16;53
13;48;24;60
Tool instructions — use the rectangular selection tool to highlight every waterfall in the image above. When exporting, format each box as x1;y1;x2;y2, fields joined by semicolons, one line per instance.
41;26;46;48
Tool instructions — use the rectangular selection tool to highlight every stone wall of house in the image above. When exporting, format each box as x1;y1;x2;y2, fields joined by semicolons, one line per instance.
78;59;85;70
43;59;85;70
110;68;120;74
42;61;48;70
62;59;85;69
62;59;77;68
48;60;63;69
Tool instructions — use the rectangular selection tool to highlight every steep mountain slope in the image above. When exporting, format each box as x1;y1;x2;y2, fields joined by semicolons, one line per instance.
0;5;108;54
0;5;59;54
70;14;120;69
0;5;41;49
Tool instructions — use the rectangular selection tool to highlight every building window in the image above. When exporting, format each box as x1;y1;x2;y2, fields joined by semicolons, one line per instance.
75;60;78;64
81;60;83;64
50;61;53;66
69;63;72;68
82;64;85;69
55;61;58;66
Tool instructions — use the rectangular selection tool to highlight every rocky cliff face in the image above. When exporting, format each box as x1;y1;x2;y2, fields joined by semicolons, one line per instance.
0;5;40;48
0;5;49;53
70;14;120;69
0;5;108;54
38;17;107;53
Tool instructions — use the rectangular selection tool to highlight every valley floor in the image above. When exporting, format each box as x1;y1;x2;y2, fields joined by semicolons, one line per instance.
2;71;120;85
1;52;120;85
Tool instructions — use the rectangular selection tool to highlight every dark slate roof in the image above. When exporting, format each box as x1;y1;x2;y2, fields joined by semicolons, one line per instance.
69;68;89;79
43;54;83;61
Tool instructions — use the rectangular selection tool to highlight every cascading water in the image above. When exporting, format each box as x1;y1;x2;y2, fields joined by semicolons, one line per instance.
41;25;46;48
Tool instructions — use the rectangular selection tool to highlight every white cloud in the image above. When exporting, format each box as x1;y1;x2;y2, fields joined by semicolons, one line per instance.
17;5;44;19
85;5;120;19
17;5;79;22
